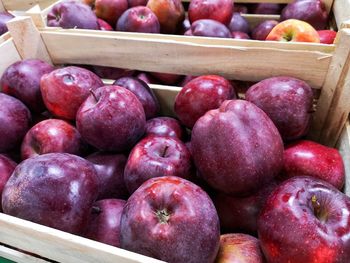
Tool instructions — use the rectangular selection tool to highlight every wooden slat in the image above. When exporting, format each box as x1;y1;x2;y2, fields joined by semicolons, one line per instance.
0;0;5;12
337;120;350;196
0;38;21;77
1;0;56;11
0;246;50;263
333;0;350;28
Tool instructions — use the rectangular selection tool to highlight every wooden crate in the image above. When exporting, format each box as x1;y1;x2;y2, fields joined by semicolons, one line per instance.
0;0;56;11
1;13;350;262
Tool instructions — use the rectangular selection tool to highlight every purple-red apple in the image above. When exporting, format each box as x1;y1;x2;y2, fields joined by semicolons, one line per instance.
84;199;125;247
86;152;129;199
90;65;134;79
76;85;146;152
128;0;148;7
149;72;183;85
1;59;54;113
117;6;160;33
191;19;231;38
135;72;157;84
189;0;233;25
175;75;236;129
251;3;282;14
120;176;220;263
113;76;160;119
0;155;16;211
191;100;283;196
0;12;14;36
258;176;350;263
40;66;103;120
246;76;313;141
2;153;98;235
124;135;193;193
228;12;250;34
252;20;278;40
231;31;250;39
98;18;113;31
90;0;128;26
145;117;185;140
318;30;337;44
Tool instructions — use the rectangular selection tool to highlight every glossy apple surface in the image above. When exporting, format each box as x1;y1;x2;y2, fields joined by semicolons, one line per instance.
189;0;233;25
258;176;350;263
0;12;14;36
318;30;337;44
175;75;236;129
191;100;283;196
0;155;16;211
145;117;186;140
252;20;278;40
97;18;113;31
231;31;250;39
94;0;128;26
228;12;250;34
120;176;220;263
191;19;231;38
128;0;148;6
2;153;98;235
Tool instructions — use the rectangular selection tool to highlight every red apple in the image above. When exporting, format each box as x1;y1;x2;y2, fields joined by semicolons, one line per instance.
84;199;125;247
2;153;98;235
318;30;337;44
191;19;231;38
0;155;16;211
228;12;250;34
117;6;160;33
266;19;320;43
189;0;233;25
145;117;186;140
252;20;278;40
1;59;54;113
90;65;134;79
76;85;146;152
231;31;250;39
246;76;313;141
258;176;350;262
149;72;183;85
191;100;283;196
97;18;113;31
86;152;129;200
251;3;282;14
92;0;128;26
175;75;236;129
0;12;14;36
120;176;220;262
215;234;265;263
128;0;148;7
40;66;103;120
135;72;157;84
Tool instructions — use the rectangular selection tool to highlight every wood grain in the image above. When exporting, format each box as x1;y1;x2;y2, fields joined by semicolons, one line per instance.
0;38;21;78
1;0;56;11
0;245;50;263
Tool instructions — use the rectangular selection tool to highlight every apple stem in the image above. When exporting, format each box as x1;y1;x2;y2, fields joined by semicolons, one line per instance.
90;89;98;102
161;145;169;158
311;195;321;217
92;206;101;214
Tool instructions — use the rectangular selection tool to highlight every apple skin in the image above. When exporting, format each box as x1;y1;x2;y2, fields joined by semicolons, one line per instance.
258;176;350;263
117;6;160;33
90;65;134;79
47;1;99;30
318;30;337;44
86;152;129;200
235;4;248;14
228;12;250;34
251;3;281;14
20;119;86;160
149;72;183;85
120;176;220;263
215;234;265;263
266;19;320;43
0;155;16;211
0;12;14;36
94;0;128;26
146;0;185;34
1;59;54;113
145;117;186;140
189;0;233;25
2;153;98;235
231;31;250;39
281;0;328;30
76;85;146;152
191;19;231;38
0;93;31;153
213;180;278;234
191;100;283;196
97;18;113;31
175;75;236;129
84;199;126;247
40;66;103;120
246;76;313;141
124;135;193;193
135;72;157;84
113;76;160;119
128;0;148;7
282;140;345;190
252;20;278;40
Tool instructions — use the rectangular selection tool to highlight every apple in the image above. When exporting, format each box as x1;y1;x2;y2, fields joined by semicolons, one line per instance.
128;0;148;7
113;76;160;119
177;18;191;35
282;140;345;189
146;0;185;34
0;12;14;36
124;135;193;193
0;155;16;211
117;6;160;33
252;20;278;40
135;72;157;84
191;19;231;38
213;181;278;233
184;29;193;36
84;199;125;247
318;30;337;44
0;93;31;152
191;100;283;196
145;117;186;140
281;0;328;30
235;4;248;14
2;153;98;235
251;3;282;14
231;31;250;39
47;1;99;30
246;76;313;141
20;119;86;160
91;0;128;26
76;85;146;152
266;19;320;43
258;176;350;262
97;18;113;31
86;152;129;200
189;0;233;25
90;65;134;79
120;176;220;263
228;12;250;34
149;72;183;85
216;234;265;263
175;75;236;129
1;59;54;113
40;66;103;120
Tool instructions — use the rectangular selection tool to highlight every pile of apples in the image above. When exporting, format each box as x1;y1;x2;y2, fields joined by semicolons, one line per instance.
0;55;349;263
44;0;337;43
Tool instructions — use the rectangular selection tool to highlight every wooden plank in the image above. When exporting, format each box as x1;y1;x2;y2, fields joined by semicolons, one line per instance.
0;245;50;263
0;38;21;78
337;120;350;196
312;29;350;146
0;0;5;12
243;14;280;29
333;0;350;28
1;0;56;11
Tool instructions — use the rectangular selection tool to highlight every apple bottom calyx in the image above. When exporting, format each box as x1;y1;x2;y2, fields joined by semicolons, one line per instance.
283;31;294;42
311;195;327;222
92;206;102;214
155;208;171;224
